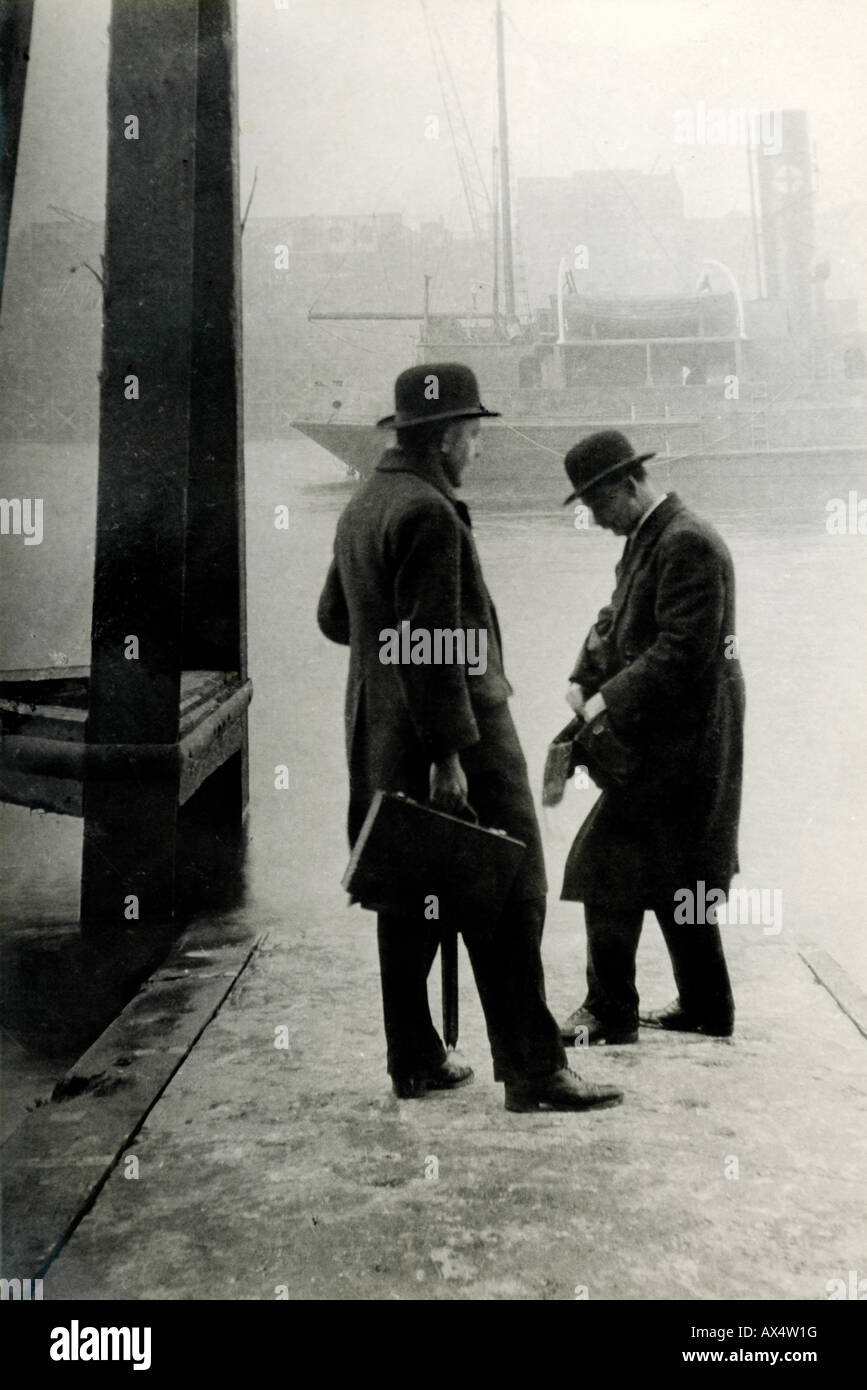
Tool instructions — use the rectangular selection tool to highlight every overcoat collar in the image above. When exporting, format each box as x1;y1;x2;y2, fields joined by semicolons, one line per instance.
615;492;684;586
619;494;680;564
376;447;472;527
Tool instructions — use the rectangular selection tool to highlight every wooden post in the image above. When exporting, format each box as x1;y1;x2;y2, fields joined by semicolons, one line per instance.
182;0;249;822
0;0;35;310
82;0;248;937
81;0;201;935
183;0;246;682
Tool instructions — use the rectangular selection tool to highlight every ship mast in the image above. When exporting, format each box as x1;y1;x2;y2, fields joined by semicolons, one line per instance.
491;143;500;320
496;1;516;320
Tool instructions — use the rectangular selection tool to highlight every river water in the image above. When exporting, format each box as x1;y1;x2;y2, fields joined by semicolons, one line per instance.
2;435;866;1010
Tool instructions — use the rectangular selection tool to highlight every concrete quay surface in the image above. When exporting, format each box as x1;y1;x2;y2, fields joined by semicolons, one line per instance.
18;901;867;1303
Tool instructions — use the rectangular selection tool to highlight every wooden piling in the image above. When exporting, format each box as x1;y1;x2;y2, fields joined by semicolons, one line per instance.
0;0;35;309
184;0;248;814
81;0;248;935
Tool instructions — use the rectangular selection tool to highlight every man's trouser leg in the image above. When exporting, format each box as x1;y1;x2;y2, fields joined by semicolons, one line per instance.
582;901;644;1032
582;932;607;1019
453;705;566;1082
376;911;446;1077
652;897;735;1030
460;895;567;1083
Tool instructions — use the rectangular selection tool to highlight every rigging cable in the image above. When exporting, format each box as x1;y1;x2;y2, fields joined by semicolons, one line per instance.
308;319;417;360
418;0;493;241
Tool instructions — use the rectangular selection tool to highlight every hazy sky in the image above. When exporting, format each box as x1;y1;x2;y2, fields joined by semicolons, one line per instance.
240;0;867;228
10;0;867;233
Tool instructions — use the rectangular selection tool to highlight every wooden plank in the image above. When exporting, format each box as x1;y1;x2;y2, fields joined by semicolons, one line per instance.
179;669;233;714
178;680;251;805
0;705;87;740
0;922;262;1280
0;669;90;704
0;669;227;720
0;676;250;818
0;767;82;817
799;948;867;1042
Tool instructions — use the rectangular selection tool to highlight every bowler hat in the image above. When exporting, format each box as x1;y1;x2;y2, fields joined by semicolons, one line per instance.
563;430;656;505
377;362;501;430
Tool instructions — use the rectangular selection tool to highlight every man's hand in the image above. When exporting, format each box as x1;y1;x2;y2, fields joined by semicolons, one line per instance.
583;691;606;722
566;684;607;722
566;682;585;716
429;752;469;814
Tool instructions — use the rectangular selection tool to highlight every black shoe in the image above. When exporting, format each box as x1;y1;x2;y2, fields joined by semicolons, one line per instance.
640;999;733;1037
391;1053;474;1099
504;1067;623;1113
559;1005;638;1046
558;1005;598;1041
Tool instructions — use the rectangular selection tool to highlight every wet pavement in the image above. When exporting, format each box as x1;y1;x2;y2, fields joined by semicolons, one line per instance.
17;900;867;1301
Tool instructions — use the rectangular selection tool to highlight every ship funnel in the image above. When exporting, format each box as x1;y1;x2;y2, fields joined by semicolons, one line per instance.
754;109;816;337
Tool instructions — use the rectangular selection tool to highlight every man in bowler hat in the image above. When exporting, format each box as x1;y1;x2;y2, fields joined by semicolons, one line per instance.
558;430;744;1044
317;364;622;1112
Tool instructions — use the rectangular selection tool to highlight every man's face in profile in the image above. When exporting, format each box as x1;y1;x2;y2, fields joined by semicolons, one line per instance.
583;476;637;535
441;417;481;488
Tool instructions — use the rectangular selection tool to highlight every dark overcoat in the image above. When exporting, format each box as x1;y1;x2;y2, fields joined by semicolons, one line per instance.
317;448;546;902
562;493;745;906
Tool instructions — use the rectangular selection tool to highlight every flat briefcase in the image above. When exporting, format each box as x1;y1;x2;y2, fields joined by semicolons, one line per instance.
342;790;526;932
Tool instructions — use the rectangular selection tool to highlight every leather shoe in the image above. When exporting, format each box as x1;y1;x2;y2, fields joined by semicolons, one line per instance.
392;1053;474;1099
559;1005;638;1046
558;1005;597;1040
504;1067;623;1113
640;999;733;1037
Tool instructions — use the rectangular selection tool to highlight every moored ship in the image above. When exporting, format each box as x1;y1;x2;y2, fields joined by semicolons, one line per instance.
294;280;866;517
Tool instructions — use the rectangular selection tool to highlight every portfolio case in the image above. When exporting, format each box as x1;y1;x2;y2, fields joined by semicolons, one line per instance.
342;790;526;930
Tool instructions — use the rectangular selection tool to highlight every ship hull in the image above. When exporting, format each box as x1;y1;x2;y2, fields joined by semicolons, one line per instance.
292;416;867;517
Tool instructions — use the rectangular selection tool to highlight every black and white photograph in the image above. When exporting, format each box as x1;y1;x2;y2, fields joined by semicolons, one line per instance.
1;0;866;1339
